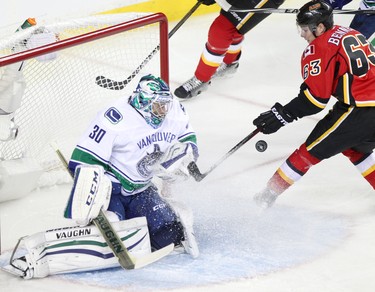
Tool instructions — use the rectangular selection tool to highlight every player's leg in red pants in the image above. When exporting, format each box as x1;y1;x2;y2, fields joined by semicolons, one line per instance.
195;14;244;82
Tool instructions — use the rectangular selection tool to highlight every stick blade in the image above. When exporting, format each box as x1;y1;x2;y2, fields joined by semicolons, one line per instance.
95;75;125;90
133;243;174;269
187;162;205;182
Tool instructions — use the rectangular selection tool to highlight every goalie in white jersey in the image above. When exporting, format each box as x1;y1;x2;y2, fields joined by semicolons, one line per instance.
1;74;199;280
66;73;199;252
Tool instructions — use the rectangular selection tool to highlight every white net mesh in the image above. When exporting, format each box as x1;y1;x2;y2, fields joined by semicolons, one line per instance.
0;13;167;187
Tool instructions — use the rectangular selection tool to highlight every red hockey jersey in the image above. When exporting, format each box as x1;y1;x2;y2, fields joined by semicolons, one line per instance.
301;25;375;107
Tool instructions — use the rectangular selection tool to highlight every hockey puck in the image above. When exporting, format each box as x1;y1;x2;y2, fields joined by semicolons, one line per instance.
255;140;268;152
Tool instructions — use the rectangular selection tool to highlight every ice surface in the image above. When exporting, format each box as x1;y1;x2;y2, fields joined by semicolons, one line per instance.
1;7;375;292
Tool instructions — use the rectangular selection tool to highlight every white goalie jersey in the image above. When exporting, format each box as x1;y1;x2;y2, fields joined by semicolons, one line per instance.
69;97;198;195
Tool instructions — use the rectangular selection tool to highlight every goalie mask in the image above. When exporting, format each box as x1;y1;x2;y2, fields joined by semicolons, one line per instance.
129;74;173;129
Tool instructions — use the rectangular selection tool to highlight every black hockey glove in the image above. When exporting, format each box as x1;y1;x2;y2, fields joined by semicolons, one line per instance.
199;0;216;6
253;102;296;134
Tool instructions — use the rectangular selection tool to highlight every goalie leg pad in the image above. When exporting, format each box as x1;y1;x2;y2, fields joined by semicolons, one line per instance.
0;61;26;114
166;198;199;258
1;217;151;279
111;185;185;250
0;113;19;141
64;164;112;226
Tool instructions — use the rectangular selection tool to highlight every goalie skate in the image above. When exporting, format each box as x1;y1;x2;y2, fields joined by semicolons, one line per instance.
167;199;199;258
1;255;35;280
180;224;199;258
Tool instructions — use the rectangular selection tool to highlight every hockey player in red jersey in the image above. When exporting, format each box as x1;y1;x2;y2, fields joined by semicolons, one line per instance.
174;0;285;99
252;0;375;208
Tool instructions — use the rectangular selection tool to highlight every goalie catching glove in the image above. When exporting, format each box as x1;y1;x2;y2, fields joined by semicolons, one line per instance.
64;165;112;226
154;142;196;182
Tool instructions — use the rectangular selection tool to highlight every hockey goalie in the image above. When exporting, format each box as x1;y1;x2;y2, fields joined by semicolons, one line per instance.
1;74;200;279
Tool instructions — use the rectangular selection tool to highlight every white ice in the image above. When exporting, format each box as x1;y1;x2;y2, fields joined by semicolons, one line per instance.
1;5;375;292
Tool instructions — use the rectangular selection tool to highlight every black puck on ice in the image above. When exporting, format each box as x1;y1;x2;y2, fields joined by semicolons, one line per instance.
255;140;268;152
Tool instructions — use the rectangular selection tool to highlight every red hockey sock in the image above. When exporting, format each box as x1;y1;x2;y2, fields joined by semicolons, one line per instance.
195;14;244;82
342;149;375;189
268;144;321;194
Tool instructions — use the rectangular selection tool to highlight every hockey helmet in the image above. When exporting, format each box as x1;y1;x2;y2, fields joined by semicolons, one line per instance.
129;74;173;128
297;1;334;35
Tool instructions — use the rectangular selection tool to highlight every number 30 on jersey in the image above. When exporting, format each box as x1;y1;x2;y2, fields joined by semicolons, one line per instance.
89;125;106;143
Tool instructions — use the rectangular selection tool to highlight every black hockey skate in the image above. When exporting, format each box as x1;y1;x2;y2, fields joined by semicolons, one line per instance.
212;61;239;79
254;188;278;209
174;76;210;99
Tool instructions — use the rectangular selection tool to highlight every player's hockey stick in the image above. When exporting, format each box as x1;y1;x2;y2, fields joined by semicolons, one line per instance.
188;128;260;182
95;1;202;90
0;216;2;256
228;8;375;14
214;0;375;14
51;143;173;270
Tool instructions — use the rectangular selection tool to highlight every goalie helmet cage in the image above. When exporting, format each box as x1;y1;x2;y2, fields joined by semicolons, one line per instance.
0;13;169;199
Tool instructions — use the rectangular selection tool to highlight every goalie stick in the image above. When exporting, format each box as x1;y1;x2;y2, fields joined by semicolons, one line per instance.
50;142;173;270
95;1;202;90
188;128;260;182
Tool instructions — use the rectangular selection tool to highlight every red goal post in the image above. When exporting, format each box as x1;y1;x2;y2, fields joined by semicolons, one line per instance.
0;13;169;202
0;13;169;82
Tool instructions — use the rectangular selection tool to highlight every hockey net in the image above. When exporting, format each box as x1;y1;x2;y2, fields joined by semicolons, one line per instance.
0;13;169;200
